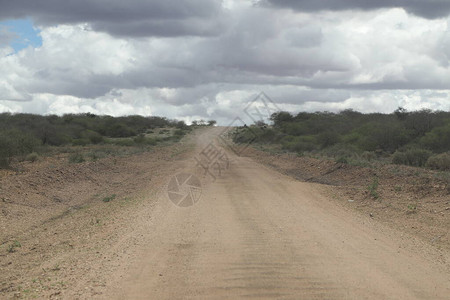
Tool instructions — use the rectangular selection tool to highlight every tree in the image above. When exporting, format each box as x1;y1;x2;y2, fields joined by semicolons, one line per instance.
394;107;408;120
421;123;450;153
270;111;293;127
255;120;266;127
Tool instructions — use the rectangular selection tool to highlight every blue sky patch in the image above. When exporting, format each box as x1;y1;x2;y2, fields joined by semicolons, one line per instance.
0;19;42;52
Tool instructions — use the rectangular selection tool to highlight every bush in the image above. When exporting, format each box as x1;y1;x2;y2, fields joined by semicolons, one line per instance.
133;133;146;144
426;152;450;171
335;156;348;164
25;152;39;162
392;148;432;167
133;134;158;145
368;178;380;199
321;143;360;160
281;135;317;153
144;137;158;145
0;157;9;169
270;111;294;127
102;194;116;202
232;127;258;144
72;139;89;146
107;123;137;138
283;122;307;136
83;130;103;144
258;128;281;143
361;151;377;161
174;129;185;137
112;139;135;147
317;131;340;148
355;122;410;152
0;129;41;168
69;153;85;163
420;123;450;153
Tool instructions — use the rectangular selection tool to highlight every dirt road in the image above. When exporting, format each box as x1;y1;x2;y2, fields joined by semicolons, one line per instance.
104;128;449;299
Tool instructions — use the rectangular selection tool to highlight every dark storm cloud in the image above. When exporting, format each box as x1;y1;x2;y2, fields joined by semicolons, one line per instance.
264;0;450;19
0;0;225;37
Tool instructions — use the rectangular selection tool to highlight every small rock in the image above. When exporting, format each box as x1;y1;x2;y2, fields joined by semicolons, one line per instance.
370;213;374;218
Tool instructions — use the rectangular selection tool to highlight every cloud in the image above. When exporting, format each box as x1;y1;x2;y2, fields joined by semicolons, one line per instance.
0;0;226;37
263;0;450;19
1;1;450;122
1;24;137;98
0;26;17;46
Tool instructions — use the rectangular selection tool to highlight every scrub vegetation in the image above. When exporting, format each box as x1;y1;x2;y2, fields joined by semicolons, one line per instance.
232;108;450;171
0;113;195;168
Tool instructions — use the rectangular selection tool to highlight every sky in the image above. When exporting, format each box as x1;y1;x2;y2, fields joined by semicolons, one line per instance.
0;0;450;124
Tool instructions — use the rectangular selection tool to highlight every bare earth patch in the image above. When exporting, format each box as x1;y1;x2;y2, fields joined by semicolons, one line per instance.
0;139;194;299
241;146;450;253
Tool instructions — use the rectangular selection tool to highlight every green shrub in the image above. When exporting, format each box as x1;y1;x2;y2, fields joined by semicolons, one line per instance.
355;122;411;152
107;123;137;138
7;240;21;253
83;130;103;144
392;148;432;167
421;123;450;153
368;178;379;199
159;129;170;135
25;152;39;162
426;152;450;171
283;122;307;136
281;135;317;153
270;111;294;127
145;137;158;145
233;126;280;144
133;134;159;146
174;129;185;136
361;151;377;161
72;138;89;146
335;156;348;164
68;153;85;163
0;157;9;169
0;129;41;168
102;194;116;202
321;143;360;160
317;131;340;148
232;127;258;144
258;128;281;143
133;133;146;144
111;139;135;146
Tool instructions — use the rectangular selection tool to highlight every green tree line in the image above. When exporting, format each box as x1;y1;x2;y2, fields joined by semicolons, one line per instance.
0;113;189;168
233;108;450;170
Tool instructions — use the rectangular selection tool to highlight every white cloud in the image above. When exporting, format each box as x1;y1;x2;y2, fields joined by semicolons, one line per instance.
0;5;450;122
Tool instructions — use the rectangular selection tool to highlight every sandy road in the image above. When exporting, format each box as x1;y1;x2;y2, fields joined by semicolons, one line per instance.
108;128;450;299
